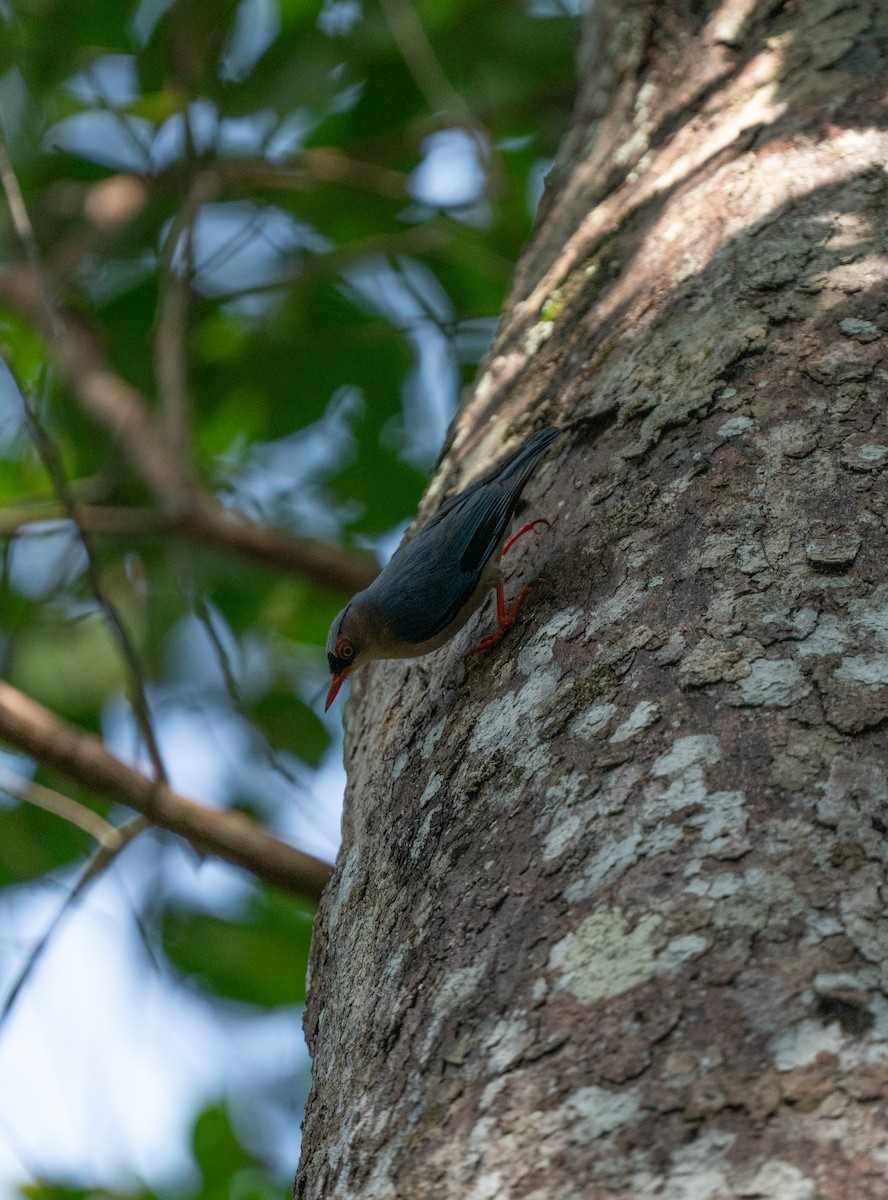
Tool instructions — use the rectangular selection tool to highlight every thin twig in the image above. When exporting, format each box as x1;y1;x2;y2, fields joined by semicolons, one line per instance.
22;392;168;785
154;247;194;478
0;766;119;847
0;131;61;340
182;504;380;590
377;0;473;119
53;345;192;506
390;256;460;338
201;223;509;303
153;123;211;476
374;0;503;203
82;61;154;168
0;815;150;1028
190;594;306;792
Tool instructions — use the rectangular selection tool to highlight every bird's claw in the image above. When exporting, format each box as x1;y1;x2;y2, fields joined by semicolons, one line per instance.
464;586;531;661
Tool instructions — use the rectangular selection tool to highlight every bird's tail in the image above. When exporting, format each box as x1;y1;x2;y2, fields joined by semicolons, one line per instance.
495;425;563;486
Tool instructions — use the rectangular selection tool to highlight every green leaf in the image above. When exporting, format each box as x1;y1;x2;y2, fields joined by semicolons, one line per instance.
161;889;314;1007
191;1106;288;1200
250;685;329;767
192;1106;255;1189
0;312;50;392
125;88;185;123
0;800;91;888
10;614;128;721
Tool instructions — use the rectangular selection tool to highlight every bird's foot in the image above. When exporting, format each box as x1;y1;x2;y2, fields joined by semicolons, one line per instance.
464;585;531;661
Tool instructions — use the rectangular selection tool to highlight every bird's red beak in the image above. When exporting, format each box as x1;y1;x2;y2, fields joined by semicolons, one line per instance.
325;668;350;711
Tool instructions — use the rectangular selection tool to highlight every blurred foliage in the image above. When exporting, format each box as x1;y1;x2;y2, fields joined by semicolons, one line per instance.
163;889;314;1007
20;1106;290;1200
0;0;577;1193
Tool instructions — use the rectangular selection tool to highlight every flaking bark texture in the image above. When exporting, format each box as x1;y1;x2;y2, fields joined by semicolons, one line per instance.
297;1;888;1195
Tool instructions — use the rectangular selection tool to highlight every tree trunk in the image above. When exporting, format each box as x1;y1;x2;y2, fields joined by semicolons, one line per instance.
297;2;888;1195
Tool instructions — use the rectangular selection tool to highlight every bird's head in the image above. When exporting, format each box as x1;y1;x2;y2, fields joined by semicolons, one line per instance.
325;603;363;710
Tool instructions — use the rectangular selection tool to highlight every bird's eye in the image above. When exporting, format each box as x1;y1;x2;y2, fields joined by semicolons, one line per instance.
337;639;355;660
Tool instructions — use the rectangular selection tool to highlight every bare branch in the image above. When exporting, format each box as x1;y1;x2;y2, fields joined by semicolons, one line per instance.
209;152;408;200
202;222;497;304
180;505;378;592
0;133;55;314
0;504;169;538
0;680;334;903
0;107;334;1035
0;501;380;593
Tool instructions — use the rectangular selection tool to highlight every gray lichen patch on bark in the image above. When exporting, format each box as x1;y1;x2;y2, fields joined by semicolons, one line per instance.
297;2;888;1197
550;908;663;1003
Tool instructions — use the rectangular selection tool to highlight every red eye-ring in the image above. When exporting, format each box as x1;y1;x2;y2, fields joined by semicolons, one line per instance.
336;638;355;660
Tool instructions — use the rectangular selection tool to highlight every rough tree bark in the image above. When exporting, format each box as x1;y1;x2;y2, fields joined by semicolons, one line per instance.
297;1;888;1195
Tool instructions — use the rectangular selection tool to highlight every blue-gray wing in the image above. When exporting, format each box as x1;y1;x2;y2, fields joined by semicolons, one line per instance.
368;427;561;645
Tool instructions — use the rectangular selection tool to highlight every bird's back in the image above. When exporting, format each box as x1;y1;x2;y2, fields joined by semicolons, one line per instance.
365;427;561;646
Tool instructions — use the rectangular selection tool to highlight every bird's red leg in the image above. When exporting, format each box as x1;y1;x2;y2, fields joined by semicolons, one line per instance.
465;518;550;660
502;518;550;555
465;584;531;659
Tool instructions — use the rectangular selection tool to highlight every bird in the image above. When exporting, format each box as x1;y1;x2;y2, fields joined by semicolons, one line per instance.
325;425;562;710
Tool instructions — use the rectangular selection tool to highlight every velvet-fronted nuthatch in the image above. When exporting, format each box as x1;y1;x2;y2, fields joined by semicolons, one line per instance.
325;425;562;710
